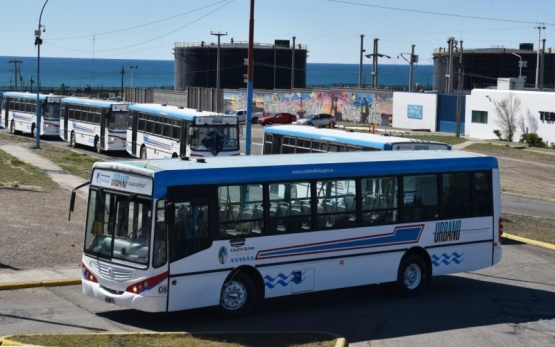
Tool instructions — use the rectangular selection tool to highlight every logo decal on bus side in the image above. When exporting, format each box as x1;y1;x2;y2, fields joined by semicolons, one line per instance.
431;252;464;267
264;271;304;289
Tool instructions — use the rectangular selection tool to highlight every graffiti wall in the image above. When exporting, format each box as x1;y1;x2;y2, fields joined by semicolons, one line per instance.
224;89;393;125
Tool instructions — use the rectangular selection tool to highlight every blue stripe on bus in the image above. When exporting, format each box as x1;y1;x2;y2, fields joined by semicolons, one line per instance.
256;225;424;260
61;97;126;108
73;124;95;134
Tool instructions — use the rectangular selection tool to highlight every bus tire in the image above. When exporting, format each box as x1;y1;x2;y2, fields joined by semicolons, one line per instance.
218;272;255;317
396;254;427;297
70;132;77;148
94;137;102;153
140;146;147;159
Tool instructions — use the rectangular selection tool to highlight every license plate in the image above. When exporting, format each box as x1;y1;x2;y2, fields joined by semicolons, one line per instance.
104;296;115;304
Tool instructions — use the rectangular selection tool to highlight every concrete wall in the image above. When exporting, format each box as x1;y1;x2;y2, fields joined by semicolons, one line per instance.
466;89;555;145
392;91;438;131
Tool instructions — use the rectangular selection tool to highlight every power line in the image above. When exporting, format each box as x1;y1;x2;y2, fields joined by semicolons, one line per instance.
327;0;555;26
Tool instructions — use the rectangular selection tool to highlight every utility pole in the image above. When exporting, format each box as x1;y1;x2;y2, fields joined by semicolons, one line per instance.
120;66;124;100
365;38;390;89
455;41;464;138
534;23;545;89
400;45;417;91
291;36;296;89
9;60;23;91
211;31;227;112
129;66;138;88
446;37;456;93
358;34;365;88
540;38;546;89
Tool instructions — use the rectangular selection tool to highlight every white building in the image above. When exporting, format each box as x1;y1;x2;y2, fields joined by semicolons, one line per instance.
392;87;554;146
466;89;555;145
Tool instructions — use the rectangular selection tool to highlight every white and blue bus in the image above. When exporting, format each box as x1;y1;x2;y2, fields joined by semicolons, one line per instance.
126;103;240;159
1;91;62;137
60;97;129;153
262;124;451;154
70;150;502;315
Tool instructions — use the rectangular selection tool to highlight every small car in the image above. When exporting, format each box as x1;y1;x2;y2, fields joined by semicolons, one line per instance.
229;109;263;123
257;112;297;126
294;113;336;127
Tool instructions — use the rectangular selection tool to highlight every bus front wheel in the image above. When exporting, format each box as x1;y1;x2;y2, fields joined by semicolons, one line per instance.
94;137;102;153
396;254;427;297
218;272;255;317
70;132;77;148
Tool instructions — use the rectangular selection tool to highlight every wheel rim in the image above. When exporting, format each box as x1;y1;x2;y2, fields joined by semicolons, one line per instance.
403;263;422;290
220;280;247;311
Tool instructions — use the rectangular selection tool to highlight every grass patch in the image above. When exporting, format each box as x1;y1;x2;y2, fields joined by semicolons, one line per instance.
5;332;338;347
0;149;58;190
463;143;555;165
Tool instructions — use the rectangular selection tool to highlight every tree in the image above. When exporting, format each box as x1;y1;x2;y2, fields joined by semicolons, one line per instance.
493;94;520;141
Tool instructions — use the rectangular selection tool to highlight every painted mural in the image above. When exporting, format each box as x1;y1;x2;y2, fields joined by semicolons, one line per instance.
224;89;393;125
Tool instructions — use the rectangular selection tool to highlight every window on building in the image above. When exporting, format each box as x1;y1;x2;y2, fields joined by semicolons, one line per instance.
472;110;488;124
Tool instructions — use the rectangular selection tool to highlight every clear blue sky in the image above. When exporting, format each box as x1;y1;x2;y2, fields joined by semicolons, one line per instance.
4;0;555;65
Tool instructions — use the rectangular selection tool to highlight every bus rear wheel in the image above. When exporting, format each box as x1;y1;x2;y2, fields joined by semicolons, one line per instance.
396;254;427;297
218;272;255;317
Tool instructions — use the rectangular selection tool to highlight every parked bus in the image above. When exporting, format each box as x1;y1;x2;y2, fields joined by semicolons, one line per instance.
1;91;62;137
262;124;451;154
126;103;240;159
60;97;129;153
70;150;502;315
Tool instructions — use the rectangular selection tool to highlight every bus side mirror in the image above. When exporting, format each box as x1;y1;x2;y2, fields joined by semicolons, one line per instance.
68;191;76;221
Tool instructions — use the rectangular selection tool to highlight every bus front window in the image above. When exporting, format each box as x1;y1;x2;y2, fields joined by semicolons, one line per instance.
191;126;239;155
84;189;153;267
43;103;61;120
108;111;129;131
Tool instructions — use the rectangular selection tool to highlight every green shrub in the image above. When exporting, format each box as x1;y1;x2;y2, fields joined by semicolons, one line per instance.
519;133;545;148
493;129;502;140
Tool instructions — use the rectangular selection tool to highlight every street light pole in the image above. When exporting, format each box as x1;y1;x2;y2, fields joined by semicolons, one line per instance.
35;0;49;149
211;31;227;112
358;34;365;88
534;23;545;89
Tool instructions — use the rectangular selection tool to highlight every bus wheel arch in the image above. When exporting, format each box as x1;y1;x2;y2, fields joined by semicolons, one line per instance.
31;123;36;138
9;120;15;134
217;266;263;317
172;152;178;158
395;248;430;297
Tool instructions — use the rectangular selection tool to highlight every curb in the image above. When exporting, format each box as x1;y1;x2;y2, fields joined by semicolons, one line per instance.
0;279;81;291
503;232;555;251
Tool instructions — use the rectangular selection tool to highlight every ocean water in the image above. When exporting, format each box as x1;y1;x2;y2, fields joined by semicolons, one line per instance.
0;56;433;90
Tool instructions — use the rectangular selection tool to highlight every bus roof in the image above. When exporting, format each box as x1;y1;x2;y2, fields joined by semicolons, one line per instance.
263;125;451;150
61;97;130;109
92;151;497;198
129;103;232;121
3;91;63;102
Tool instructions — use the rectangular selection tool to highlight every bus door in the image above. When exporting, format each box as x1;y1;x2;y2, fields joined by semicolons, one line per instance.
130;112;138;156
99;110;107;150
179;122;187;157
61;105;69;141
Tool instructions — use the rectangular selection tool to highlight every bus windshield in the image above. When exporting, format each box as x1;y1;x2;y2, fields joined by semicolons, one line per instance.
84;189;153;267
191;126;239;155
108;111;129;132
43;103;61;120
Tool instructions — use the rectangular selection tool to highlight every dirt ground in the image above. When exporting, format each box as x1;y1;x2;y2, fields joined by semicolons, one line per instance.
0;141;553;271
